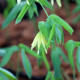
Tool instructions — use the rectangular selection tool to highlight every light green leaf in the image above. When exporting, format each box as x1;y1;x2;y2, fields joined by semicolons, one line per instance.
0;68;16;80
38;21;48;39
76;46;80;72
47;14;74;35
0;72;9;80
16;1;34;24
0;46;19;67
2;1;26;29
21;49;32;78
65;40;76;68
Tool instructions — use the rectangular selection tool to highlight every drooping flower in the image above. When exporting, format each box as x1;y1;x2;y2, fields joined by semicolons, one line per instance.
31;32;47;54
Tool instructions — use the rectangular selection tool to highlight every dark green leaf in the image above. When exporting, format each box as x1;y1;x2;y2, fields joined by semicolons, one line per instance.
21;49;32;78
2;1;26;29
0;46;19;67
51;47;63;79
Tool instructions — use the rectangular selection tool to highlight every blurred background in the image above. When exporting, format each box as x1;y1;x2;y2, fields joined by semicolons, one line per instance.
0;0;80;80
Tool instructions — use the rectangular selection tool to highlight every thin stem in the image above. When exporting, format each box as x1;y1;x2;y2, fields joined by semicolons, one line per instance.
73;67;76;80
40;3;49;17
16;51;20;80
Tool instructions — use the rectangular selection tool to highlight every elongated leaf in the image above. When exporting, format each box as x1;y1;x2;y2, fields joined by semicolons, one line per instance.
2;1;26;29
65;40;76;68
47;14;74;35
47;23;55;48
0;68;16;80
16;1;34;24
45;71;55;80
40;45;50;71
51;47;63;79
0;46;19;67
37;0;52;10
76;46;80;72
38;21;48;39
0;76;3;80
0;72;9;80
73;6;80;13
19;44;41;59
21;49;32;78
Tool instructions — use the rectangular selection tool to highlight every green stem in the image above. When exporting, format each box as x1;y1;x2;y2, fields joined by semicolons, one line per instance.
16;51;20;80
40;3;48;17
19;44;41;59
73;67;76;80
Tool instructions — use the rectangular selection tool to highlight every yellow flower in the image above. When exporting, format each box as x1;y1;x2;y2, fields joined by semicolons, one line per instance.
31;32;47;54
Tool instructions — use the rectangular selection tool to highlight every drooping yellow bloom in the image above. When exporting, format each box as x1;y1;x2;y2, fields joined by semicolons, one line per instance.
31;32;47;54
51;0;62;8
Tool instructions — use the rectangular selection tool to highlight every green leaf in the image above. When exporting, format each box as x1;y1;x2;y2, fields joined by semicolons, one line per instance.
47;23;55;48
73;15;80;24
2;1;26;29
0;72;9;80
47;14;74;35
21;49;32;78
16;1;34;24
65;40;76;68
40;45;50;71
55;24;62;44
73;5;80;13
45;71;54;80
51;47;63;79
28;4;34;19
0;68;16;80
76;46;80;72
51;0;54;6
33;2;38;16
37;0;52;10
0;46;19;67
19;44;41;59
0;76;3;80
38;21;49;39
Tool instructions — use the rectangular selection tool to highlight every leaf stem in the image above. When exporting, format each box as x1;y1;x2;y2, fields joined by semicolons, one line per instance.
40;3;49;17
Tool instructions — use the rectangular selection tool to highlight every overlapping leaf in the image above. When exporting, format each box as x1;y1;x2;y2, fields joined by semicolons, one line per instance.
0;46;19;67
0;68;16;80
2;1;26;29
76;46;80;72
65;40;76;68
21;49;32;78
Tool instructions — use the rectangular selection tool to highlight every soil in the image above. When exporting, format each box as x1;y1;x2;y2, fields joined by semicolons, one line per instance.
0;2;80;80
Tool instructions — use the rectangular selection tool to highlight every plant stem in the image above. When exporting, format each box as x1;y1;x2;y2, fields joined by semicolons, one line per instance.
16;51;20;80
40;3;48;17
